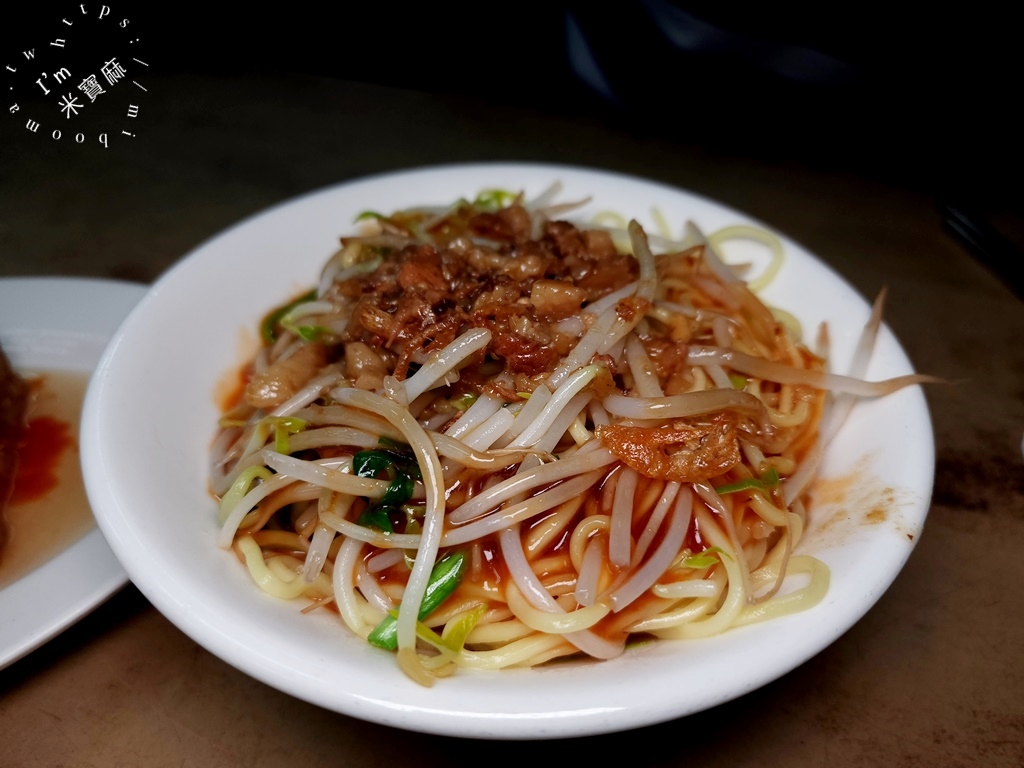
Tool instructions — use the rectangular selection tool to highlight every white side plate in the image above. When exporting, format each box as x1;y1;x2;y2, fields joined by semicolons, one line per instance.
0;277;146;670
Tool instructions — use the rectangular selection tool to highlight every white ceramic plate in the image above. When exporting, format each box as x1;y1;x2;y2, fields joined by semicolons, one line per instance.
82;164;934;739
0;277;146;670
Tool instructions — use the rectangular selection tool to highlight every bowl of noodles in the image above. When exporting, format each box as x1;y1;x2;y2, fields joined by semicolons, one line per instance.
82;163;935;739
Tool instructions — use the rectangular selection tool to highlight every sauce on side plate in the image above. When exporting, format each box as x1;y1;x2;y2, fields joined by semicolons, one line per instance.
0;370;93;590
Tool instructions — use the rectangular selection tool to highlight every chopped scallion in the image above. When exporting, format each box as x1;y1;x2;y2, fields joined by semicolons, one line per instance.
271;416;307;454
715;467;781;495
681;546;729;569
440;604;487;652
472;189;516;211
450;392;478;411
259;289;317;345
354;444;422;533
218;466;273;524
357;506;397;533
367;552;467;650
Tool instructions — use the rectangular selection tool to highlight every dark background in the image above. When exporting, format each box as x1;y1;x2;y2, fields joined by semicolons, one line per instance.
185;3;1018;198
3;2;1021;291
4;1;1019;196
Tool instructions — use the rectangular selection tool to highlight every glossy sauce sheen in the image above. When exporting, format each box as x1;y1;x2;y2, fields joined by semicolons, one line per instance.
0;371;93;589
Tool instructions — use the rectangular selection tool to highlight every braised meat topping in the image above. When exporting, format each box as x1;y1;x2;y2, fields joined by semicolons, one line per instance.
334;206;638;381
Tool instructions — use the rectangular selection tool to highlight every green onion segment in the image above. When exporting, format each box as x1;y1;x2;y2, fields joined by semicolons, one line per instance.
367;551;468;650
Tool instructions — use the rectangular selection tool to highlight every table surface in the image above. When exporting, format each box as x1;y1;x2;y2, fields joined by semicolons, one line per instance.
1;66;1021;767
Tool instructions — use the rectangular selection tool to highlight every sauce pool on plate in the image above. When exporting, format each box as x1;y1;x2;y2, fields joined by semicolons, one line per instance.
0;370;93;590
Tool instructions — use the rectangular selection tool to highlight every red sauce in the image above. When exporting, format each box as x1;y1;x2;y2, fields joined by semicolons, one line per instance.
8;415;73;505
0;370;93;589
214;364;248;414
212;324;259;413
